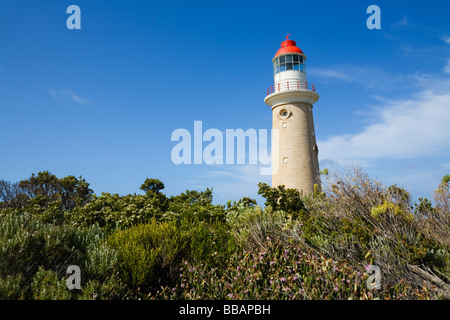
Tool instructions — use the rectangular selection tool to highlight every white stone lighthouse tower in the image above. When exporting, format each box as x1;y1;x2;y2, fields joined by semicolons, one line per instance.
264;35;320;195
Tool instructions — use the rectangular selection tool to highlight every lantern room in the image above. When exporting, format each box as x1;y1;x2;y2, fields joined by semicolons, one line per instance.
273;53;306;75
269;36;314;94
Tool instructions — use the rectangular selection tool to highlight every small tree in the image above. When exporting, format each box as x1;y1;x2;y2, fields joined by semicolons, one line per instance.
435;175;450;214
139;178;169;213
0;180;28;208
1;171;92;210
257;182;305;214
140;178;165;195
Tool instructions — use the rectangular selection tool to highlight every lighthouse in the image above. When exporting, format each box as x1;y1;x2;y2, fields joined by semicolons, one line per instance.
264;35;320;195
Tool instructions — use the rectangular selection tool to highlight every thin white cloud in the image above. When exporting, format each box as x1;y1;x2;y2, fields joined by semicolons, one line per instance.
441;36;450;44
50;88;92;106
309;65;429;90
392;15;409;28
441;35;450;73
308;68;352;81
318;83;450;162
444;59;450;74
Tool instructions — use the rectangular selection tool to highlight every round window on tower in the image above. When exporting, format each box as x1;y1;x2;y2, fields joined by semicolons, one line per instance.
277;108;291;120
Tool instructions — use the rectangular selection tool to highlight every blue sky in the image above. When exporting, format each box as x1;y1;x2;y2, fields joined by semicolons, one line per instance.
1;0;449;205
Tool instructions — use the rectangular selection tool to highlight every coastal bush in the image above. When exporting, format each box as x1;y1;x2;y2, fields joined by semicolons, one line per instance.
0;170;448;300
30;267;71;300
170;241;435;300
106;219;188;291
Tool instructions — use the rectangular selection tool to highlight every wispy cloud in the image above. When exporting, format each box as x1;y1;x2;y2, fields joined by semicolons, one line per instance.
49;88;92;106
444;59;450;74
317;79;450;200
307;68;351;81
440;36;450;73
392;15;409;28
318;82;450;162
309;65;430;91
441;36;450;44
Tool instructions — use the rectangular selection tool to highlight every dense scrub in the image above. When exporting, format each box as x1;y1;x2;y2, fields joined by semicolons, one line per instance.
0;169;449;300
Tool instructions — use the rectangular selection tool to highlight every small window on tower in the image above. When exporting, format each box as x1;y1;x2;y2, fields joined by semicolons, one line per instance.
279;56;285;63
280;109;288;117
278;108;291;120
283;157;288;164
285;55;292;62
293;55;299;62
282;122;287;128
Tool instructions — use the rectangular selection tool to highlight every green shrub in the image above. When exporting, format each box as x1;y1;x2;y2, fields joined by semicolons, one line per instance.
257;183;305;214
78;276;128;300
182;219;236;268
0;274;25;300
83;241;119;282
106;219;188;291
168;188;227;224
370;200;413;223
30;267;71;300
0;210;103;299
66;192;168;231
226;204;301;252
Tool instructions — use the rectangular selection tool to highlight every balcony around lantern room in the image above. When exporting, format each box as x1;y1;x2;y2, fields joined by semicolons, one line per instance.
266;80;317;96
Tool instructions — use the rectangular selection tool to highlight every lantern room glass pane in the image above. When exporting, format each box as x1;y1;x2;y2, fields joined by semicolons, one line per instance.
274;54;306;74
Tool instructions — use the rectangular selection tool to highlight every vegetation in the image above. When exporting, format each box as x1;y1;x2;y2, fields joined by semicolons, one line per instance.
0;169;449;300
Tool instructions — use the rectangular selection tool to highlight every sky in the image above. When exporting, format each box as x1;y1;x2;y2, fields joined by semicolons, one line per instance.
1;0;449;205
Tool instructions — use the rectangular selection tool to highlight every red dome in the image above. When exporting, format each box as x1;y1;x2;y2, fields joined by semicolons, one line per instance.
275;39;304;57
